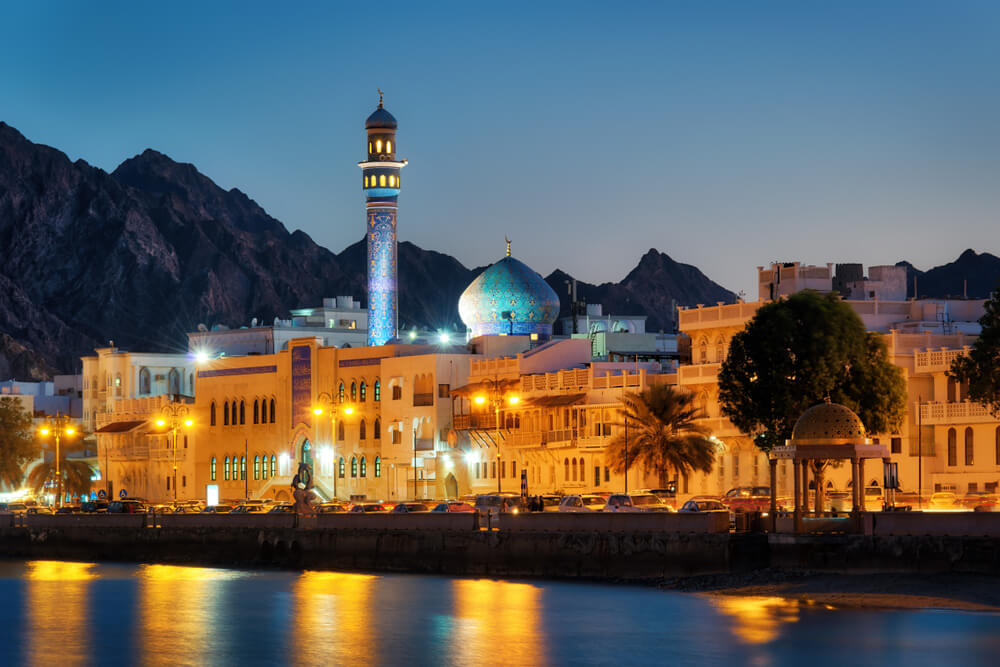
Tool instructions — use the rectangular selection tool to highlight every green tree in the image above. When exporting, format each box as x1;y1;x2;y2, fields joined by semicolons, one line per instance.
0;397;39;489
604;383;716;487
949;287;1000;416
26;444;94;502
718;291;907;509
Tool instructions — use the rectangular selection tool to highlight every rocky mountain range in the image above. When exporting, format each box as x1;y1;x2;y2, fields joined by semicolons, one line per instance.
0;122;733;379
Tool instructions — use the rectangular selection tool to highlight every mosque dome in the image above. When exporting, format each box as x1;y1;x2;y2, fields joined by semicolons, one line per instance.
790;402;867;445
459;245;560;340
365;104;397;130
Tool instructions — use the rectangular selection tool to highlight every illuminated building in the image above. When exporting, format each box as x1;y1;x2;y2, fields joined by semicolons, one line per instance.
360;92;406;347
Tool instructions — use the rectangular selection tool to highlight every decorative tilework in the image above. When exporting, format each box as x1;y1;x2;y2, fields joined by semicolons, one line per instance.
367;204;398;346
458;256;560;339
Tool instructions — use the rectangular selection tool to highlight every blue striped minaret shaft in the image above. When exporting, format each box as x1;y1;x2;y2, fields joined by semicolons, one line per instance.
360;91;407;346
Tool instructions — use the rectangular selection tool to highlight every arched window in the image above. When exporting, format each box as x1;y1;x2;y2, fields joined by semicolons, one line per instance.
947;428;957;467
240;456;246;480
564;458;570;480
337;421;345;441
262;455;269;480
389;175;395;187
338;457;346;478
114;373;122;397
475;462;480;479
965;427;974;466
364;175;369;188
210;456;217;481
360;382;367;401
374;418;381;439
254;456;260;480
351;456;358;478
338;382;345;403
253;400;259;424
210;402;217;426
239;400;246;425
699;340;708;364
360;456;367;478
223;403;230;426
376;139;382;152
351;382;358;401
139;368;151;394
375;456;381;478
230;402;237;425
168;368;180;395
224;456;230;481
359;420;367;440
260;399;267;424
572;458;578;481
947;376;958;403
379;174;386;187
492;461;497;478
386;140;392;153
368;141;372;154
270;398;276;423
270;455;276;479
374;381;381;402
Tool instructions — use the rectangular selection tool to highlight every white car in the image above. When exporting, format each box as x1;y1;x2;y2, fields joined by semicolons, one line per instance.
603;493;676;513
557;495;593;512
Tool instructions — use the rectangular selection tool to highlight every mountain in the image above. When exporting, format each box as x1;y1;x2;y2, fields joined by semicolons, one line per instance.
897;250;1000;299
0;122;734;378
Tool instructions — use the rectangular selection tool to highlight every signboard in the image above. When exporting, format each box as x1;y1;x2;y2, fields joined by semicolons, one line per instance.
206;484;219;507
291;345;312;427
97;489;106;499
119;489;127;499
884;462;899;490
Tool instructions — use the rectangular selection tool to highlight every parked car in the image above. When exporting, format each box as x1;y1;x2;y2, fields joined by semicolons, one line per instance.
266;504;295;514
474;494;528;514
172;505;201;514
722;487;772;512
679;498;728;513
5;502;29;516
603;493;675;513
80;500;109;513
55;505;82;514
863;486;885;511
148;504;173;514
108;499;147;514
231;504;269;514
390;502;430;513
960;492;998;510
540;495;563;512
348;503;387;513
202;504;235;514
929;492;958;510
827;491;853;513
431;502;475;513
316;502;346;514
26;506;54;515
557;495;594;512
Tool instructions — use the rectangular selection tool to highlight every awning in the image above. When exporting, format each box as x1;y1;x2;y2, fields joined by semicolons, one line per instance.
94;420;148;434
450;378;520;397
523;393;586;408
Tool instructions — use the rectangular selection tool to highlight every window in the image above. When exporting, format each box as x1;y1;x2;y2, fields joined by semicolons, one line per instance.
351;456;358;478
184;435;188;449
376;139;382;152
364;175;369;188
392;385;402;400
253;456;260;480
270;455;276;478
270;399;276;423
168;368;180;395
564;458;570;481
891;437;902;454
253;400;259;424
359;420;367;440
262;456;269;480
374;381;381;401
230;402;237;425
139;368;151;395
167;476;170;491
438;383;450;398
182;475;186;488
375;456;381;477
211;457;217;481
360;457;367;478
337;421;345;441
475;462;480;479
240;400;245;425
338;382;345;403
224;456;230;481
947;428;957;467
224;404;229;426
261;399;268;424
360;382;367;401
391;430;401;444
386;140;392;153
210;402;217;426
379;174;386;187
338;457;346;478
374;418;381;439
351;382;357;401
594;465;600;487
501;461;506;479
604;466;610;482
491;461;496;478
388;175;395;187
965;427;974;466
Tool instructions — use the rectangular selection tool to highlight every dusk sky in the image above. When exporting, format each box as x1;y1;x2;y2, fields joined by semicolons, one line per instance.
3;1;999;297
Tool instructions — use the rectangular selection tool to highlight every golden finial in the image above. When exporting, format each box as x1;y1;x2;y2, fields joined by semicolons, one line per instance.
377;88;384;108
505;236;511;257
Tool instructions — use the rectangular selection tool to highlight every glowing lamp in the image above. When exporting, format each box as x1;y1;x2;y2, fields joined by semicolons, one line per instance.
65;427;75;435
438;332;450;344
508;395;520;405
39;428;50;436
314;407;324;416
194;350;210;364
474;395;486;405
155;419;166;427
184;419;194;427
344;407;354;415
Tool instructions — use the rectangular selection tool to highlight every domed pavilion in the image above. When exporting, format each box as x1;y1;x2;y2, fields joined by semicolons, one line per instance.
458;240;560;341
768;401;890;533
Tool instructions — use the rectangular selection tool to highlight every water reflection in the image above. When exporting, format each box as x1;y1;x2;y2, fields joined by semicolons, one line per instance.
707;595;801;644
137;564;246;666
24;561;97;667
450;579;545;667
291;571;377;666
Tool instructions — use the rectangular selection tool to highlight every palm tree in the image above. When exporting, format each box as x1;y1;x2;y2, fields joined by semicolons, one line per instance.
26;438;94;503
605;384;716;488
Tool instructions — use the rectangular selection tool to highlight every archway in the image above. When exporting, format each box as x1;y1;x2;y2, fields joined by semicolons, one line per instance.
445;473;458;499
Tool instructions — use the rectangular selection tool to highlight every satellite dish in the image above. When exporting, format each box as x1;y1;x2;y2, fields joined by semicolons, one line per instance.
197;324;208;332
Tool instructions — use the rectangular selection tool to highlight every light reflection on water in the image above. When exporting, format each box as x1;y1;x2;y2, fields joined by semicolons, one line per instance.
2;560;1000;666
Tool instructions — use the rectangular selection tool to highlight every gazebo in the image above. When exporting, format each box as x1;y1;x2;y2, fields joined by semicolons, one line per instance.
768;402;890;533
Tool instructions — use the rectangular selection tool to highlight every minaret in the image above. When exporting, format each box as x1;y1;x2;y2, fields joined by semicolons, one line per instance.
360;90;407;346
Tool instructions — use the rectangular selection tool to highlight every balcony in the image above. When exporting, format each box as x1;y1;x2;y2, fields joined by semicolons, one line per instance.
677;302;762;332
454;414;498;430
678;363;720;384
413;393;434;407
918;401;995;425
914;348;969;375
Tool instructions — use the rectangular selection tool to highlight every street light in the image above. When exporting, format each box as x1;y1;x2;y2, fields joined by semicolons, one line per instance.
153;402;193;501
474;377;520;495
37;413;78;508
315;392;355;499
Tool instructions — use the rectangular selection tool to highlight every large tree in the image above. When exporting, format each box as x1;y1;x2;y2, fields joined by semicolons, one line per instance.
718;291;906;451
0;397;39;489
605;383;716;487
949;287;1000;416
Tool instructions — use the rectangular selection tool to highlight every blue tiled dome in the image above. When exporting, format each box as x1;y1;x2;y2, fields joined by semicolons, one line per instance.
459;255;560;339
365;104;397;130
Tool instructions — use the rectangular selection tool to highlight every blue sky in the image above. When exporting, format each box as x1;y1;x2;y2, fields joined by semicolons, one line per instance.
2;1;999;297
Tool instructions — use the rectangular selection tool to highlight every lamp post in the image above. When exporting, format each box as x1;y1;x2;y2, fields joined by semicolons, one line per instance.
154;402;193;502
474;377;519;495
314;392;354;500
38;413;78;508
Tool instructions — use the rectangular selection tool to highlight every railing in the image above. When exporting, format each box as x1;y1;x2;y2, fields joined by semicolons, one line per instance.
110;444;150;460
453;414;498;430
918;401;994;425
412;393;434;407
469;357;519;378
678;363;720;383
542;428;578;445
678;302;762;330
914;347;969;374
149;447;188;462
